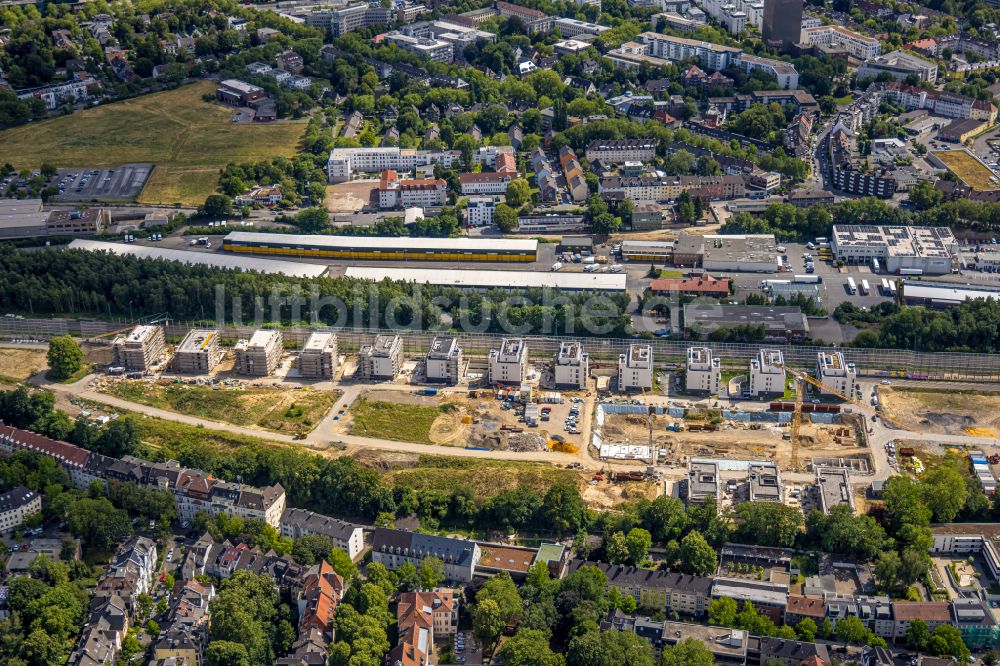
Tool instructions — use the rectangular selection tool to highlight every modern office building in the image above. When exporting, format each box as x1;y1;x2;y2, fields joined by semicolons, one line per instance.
425;336;463;384
554;341;589;389
381;31;454;63
298;332;338;379
618;344;654;391
358;335;403;381
465;196;496;227
685;347;722;394
799;25;881;59
830;225;956;274
234;329;284;377
488;338;528;385
173;329;221;374
856;50;938;84
749;349;786;397
762;0;802;51
112;325;166;372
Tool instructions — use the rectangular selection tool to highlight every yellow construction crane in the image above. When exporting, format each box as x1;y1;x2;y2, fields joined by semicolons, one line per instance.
778;364;909;471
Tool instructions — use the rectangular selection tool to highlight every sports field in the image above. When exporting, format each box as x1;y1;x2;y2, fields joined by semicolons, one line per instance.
0;81;305;205
934;150;999;191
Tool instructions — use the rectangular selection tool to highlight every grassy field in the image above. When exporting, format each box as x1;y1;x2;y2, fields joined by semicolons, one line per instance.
0;81;304;205
104;381;339;434
382;455;578;499
0;347;48;382
934;150;999;191
349;398;446;444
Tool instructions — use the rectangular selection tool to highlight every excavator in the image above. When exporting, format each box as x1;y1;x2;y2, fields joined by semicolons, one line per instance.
778;363;908;471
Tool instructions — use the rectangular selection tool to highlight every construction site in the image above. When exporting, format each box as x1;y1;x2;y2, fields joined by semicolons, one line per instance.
335;386;593;453
597;408;869;471
877;386;1000;437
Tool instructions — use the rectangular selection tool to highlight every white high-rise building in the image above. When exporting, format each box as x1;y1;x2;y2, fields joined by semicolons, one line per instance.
816;351;857;398
489;338;528;385
554;342;589;389
749;349;785;396
425;336;463;384
618;344;654;391
686;347;721;394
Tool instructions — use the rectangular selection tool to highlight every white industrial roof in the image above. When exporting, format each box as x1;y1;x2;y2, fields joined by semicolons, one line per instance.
224;231;538;253
344;266;627;292
903;282;1000;305
67;239;329;278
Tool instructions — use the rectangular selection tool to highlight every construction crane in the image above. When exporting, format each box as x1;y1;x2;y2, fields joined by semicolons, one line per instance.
782;364;909;430
86;314;171;343
778;364;909;471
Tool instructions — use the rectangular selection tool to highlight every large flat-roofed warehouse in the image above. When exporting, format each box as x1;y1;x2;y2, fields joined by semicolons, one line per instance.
343;267;626;293
620;240;674;262
173;329;221;374
815;468;854;514
112;325;166;372
0;199;51;238
68;240;329;278
298;332;338;379
701;234;778;273
223;232;537;262
901;280;1000;307
830;226;957;274
683;305;809;342
235;329;284;376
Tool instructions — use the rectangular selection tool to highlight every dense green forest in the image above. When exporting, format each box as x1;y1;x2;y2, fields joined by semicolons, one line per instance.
0;247;631;337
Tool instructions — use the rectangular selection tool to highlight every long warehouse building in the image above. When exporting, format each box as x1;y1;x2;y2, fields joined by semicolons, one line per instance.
223;232;537;262
68;239;329;278
344;267;627;293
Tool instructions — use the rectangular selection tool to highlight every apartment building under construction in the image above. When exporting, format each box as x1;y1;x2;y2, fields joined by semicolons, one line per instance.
112;325;166;372
234;329;284;376
173;329;221;374
298;332;338;379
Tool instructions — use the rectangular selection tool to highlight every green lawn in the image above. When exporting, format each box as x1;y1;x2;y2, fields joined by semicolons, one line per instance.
0;81;304;205
832;94;854;106
104;381;339;434
348;398;442;444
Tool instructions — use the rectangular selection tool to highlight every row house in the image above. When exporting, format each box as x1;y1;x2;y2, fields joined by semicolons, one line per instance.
569;560;713;617
390;589;459;666
372;527;482;582
298;560;346;640
68;537;157;666
559;146;589;203
280;508;365;561
152;579;215;666
0;425;286;528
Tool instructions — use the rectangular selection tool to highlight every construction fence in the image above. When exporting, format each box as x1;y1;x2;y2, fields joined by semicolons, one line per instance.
5;316;1000;382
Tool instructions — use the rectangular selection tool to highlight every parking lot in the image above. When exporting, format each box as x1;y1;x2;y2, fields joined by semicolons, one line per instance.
53;163;152;202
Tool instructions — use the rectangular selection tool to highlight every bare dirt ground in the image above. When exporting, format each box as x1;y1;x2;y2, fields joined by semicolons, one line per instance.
336;390;582;452
879;387;1000;437
602;412;864;468
325;181;375;214
0;347;48;380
